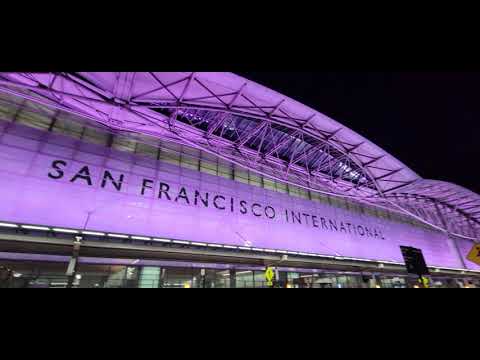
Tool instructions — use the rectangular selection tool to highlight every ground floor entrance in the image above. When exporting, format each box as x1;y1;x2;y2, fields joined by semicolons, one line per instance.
0;227;478;288
0;254;478;288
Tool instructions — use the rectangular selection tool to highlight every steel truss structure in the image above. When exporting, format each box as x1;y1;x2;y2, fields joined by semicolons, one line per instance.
0;72;478;241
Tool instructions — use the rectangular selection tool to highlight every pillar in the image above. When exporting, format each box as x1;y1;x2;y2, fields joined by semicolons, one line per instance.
434;202;467;269
229;269;236;288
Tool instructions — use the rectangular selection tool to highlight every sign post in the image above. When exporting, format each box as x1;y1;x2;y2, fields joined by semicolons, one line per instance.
400;246;430;288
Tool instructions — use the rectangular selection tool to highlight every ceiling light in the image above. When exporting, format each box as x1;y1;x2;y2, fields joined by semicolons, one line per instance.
21;225;50;231
131;236;151;241
82;231;105;236
108;233;129;239
53;228;79;234
0;222;18;228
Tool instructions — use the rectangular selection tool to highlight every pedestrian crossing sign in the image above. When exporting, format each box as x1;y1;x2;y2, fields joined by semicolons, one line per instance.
265;267;275;286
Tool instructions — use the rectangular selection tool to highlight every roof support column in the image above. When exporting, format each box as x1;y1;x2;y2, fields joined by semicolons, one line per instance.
434;202;467;269
66;237;82;288
468;219;479;244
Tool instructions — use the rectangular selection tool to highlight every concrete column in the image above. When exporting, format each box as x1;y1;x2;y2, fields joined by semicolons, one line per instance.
66;238;82;288
229;269;236;288
275;270;288;288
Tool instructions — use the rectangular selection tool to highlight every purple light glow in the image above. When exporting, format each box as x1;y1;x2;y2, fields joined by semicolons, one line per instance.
0;121;478;270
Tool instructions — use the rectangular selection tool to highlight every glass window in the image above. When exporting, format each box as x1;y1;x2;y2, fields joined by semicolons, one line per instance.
162;267;194;288
111;136;136;153
276;181;288;193
0;101;16;121
263;178;276;191
159;148;181;166
135;142;158;159
234;168;249;184
297;187;309;199
52;118;84;139
249;172;262;187
218;162;233;179
181;154;200;170
235;270;254;288
200;160;217;175
138;267;161;288
288;185;301;198
16;109;52;130
82;127;109;146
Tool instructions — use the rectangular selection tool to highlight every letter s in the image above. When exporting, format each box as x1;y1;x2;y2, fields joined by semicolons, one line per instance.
48;160;67;180
240;200;248;215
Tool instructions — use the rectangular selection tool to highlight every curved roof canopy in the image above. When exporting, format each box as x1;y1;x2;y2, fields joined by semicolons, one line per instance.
0;72;478;240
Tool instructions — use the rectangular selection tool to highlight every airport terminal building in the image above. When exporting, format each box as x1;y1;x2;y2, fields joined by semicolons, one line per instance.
0;72;478;288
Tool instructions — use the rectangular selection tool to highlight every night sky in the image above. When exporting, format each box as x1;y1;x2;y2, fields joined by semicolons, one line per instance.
239;72;480;194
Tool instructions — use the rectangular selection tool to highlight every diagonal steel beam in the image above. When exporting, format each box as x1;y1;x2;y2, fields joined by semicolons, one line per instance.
373;168;403;181
228;83;247;109
235;121;269;148
133;73;187;101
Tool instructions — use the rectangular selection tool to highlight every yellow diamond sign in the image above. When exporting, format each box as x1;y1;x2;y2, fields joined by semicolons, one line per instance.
265;267;275;286
466;243;480;266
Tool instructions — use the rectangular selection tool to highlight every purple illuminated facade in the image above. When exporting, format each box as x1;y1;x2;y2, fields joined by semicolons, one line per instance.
0;72;478;276
0;119;477;270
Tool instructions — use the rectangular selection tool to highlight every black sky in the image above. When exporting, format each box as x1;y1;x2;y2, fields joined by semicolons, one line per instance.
238;72;480;194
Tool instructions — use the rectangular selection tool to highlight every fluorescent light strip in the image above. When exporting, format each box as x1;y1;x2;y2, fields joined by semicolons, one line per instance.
82;231;105;236
191;242;207;246
223;245;238;249
172;240;190;245
264;249;277;253
207;243;223;247
239;246;252;250
382;261;403;265
0;222;18;228
108;234;129;239
287;251;299;255
236;271;252;275
343;257;375;262
21;225;50;231
131;236;151;241
276;250;288;254
439;267;480;273
153;238;171;243
252;248;264;251
53;228;79;234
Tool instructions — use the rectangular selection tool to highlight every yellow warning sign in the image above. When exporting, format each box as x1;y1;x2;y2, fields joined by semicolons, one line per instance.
467;243;480;266
265;267;275;286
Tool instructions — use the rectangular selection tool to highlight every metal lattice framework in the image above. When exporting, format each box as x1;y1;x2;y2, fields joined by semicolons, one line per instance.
0;72;478;241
